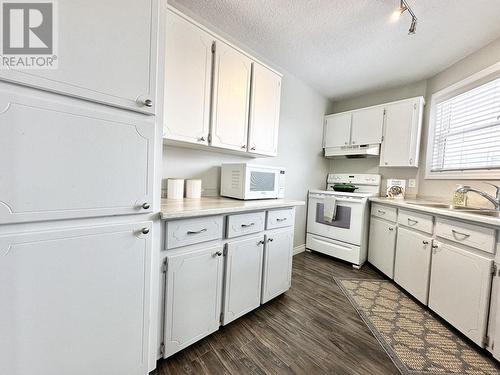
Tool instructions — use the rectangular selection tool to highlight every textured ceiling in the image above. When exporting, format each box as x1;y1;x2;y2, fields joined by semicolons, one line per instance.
169;0;500;100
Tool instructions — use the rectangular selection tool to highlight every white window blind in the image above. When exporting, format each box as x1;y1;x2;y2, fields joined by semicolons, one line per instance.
430;76;500;173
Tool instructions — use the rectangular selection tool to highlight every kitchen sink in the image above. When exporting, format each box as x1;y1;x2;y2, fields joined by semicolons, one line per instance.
406;202;500;217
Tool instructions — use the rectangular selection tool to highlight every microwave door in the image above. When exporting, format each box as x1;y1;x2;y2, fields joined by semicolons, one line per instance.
246;169;278;199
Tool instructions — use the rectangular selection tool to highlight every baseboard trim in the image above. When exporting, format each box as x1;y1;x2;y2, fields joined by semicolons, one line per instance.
293;244;306;256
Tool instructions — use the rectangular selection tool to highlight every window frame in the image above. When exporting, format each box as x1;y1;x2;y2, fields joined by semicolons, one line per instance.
426;61;500;180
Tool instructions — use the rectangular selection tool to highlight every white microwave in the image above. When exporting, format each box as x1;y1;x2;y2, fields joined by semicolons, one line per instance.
220;163;286;200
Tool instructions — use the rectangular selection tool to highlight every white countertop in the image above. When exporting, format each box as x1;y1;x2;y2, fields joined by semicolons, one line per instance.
370;197;500;228
160;197;305;220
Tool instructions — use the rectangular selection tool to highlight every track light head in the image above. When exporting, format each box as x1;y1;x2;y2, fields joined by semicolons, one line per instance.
408;17;417;34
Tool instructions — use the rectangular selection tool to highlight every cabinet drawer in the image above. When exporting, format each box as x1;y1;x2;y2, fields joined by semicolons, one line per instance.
398;209;433;234
435;218;496;254
371;203;397;222
266;208;295;230
227;211;265;238
166;216;224;249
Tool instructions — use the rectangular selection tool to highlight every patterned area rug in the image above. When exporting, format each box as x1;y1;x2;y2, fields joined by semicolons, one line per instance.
336;279;500;375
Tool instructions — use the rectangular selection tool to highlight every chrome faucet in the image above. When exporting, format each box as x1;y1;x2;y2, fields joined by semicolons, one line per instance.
455;183;500;210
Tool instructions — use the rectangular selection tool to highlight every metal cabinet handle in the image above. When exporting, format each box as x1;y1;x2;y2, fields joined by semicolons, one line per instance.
422;240;429;245
276;218;287;222
388;227;394;231
137;98;153;107
377;210;386;214
141;227;150;235
198;136;206;142
257;240;265;246
352;141;356;144
344;142;348;145
267;238;274;242
214;251;223;257
452;229;471;239
432;244;439;249
241;145;246;149
408;218;419;225
251;147;256;151
241;223;255;228
187;228;207;235
142;202;151;210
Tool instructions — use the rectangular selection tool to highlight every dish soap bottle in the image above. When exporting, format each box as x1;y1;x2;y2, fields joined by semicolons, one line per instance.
453;185;468;207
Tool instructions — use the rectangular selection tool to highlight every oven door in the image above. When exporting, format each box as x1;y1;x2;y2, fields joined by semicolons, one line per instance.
307;192;366;246
244;166;279;199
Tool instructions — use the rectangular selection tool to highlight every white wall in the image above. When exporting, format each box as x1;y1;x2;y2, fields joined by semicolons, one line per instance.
162;57;330;248
329;37;500;206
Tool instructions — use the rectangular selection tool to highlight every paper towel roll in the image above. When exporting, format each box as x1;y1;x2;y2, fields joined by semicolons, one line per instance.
167;178;184;200
186;179;202;199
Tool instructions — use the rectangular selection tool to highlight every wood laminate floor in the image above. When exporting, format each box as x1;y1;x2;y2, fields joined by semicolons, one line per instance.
155;251;400;375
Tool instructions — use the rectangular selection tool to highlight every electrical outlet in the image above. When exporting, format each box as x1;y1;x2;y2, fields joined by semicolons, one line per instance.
408;179;416;188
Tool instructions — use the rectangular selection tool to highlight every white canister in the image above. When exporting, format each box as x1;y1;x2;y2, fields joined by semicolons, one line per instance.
167;178;185;200
185;179;202;199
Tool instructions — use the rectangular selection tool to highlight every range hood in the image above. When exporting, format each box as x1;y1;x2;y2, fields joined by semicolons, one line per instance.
324;144;380;158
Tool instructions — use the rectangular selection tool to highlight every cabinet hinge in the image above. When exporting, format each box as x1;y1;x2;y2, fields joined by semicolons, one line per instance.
414;103;417;110
160;342;165;356
483;335;491;348
219;312;224;324
381;135;384;142
383;109;386;115
491;263;498;276
162;259;168;273
211;42;216;54
223;247;228;256
207;133;212;143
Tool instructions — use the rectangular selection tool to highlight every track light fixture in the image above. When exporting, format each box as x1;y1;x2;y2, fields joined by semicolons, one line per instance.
391;0;418;35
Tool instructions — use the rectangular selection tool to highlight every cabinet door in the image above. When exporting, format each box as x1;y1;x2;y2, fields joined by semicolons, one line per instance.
164;10;213;145
0;222;152;375
248;63;282;156
211;41;252;151
0;0;158;114
0;83;155;224
493;263;500;360
428;241;492;346
324;113;352;148
394;227;432;304
368;217;397;278
350;107;384;145
261;229;294;303
222;236;264;325
164;245;224;358
380;99;420;167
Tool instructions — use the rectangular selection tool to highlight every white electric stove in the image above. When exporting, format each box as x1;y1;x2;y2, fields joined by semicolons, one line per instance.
306;173;381;268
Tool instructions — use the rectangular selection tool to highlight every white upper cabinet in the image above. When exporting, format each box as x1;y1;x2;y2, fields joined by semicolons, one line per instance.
211;41;252;152
248;63;282;156
350;107;384;145
0;0;158;114
164;10;213;145
0;221;152;375
163;8;282;157
0;83;155;224
428;241;492;346
324;113;352;148
380;97;424;167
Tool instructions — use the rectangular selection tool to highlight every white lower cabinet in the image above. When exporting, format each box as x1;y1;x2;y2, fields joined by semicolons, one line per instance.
0;222;152;375
394;227;432;304
261;229;294;303
368;216;397;278
222;236;264;325
428;241;493;346
163;244;224;358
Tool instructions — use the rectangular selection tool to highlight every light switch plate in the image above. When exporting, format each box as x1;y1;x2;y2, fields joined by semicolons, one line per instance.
408;179;416;188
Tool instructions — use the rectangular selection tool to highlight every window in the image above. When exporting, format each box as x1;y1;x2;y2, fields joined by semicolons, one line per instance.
427;63;500;179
